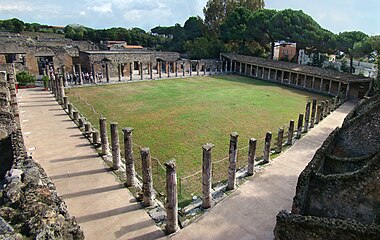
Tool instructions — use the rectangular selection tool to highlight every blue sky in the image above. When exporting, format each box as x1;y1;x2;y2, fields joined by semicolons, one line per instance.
0;0;378;35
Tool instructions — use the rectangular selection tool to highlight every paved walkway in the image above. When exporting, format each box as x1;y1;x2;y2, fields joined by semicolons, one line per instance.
170;101;356;240
18;88;165;240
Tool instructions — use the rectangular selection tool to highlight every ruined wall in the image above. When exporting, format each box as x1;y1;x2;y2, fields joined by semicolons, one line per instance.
274;95;380;239
0;72;84;239
0;32;98;75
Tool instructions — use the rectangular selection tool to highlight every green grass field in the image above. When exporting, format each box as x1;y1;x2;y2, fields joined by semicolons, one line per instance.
66;75;329;201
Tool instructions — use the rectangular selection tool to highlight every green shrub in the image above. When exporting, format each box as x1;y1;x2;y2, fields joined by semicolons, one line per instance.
41;75;49;88
16;71;36;86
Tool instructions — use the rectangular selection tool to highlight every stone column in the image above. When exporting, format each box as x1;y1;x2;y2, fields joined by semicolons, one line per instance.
263;132;272;164
196;61;200;76
84;122;92;137
225;61;228;74
324;100;329;117
227;132;238;190
320;102;325;120
141;147;154;207
320;78;324;91
256;66;259;78
168;62;171;78
310;99;317;128
202;143;214;209
345;83;350;99
72;64;76;75
296;73;300;86
118;63;122;81
312;77;315;89
105;63;110;83
63;96;68;110
111;122;121;170
58;76;65;105
67;103;73;118
91;63;96;83
288;120;295;145
316;104;322;124
209;62;213;76
150;63;153;79
182;62;185;76
123;128;135;187
327;100;332;113
62;65;68;87
247;138;257;176
281;71;284;84
276;128;284;153
140;63;143;80
165;159;178;234
304;101;311;133
189;62;193;76
230;61;233;73
204;62;207;76
72;110;79;121
176;62;179;77
296;114;304;139
78;64;83;85
328;80;333;94
130;63;133;81
268;69;271;80
338;82;342;95
99;117;110;156
78;117;84;128
92;130;100;147
158;62;162;78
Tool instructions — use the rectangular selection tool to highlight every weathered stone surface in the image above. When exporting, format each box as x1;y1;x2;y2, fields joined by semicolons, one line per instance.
274;95;380;239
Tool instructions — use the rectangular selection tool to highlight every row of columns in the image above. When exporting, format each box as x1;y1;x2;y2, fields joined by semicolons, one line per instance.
199;96;342;209
228;60;350;98
68;60;231;85
60;100;179;234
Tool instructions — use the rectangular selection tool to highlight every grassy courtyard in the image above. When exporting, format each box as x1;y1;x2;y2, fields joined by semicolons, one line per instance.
66;75;328;200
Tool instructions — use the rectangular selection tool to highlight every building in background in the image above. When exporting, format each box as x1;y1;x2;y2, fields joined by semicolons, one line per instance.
273;42;297;62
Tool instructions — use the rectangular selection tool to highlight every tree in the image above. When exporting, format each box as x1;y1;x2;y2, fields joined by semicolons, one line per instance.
203;0;264;34
335;31;368;73
368;35;380;92
184;37;225;59
340;59;350;73
220;7;251;42
247;9;277;59
0;18;25;33
269;9;334;61
183;16;205;41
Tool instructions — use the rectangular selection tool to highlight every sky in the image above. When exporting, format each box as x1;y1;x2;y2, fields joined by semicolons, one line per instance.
0;0;378;35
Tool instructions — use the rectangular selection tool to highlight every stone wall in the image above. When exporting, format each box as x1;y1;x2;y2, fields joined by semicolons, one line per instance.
0;72;84;239
0;32;98;75
274;95;380;239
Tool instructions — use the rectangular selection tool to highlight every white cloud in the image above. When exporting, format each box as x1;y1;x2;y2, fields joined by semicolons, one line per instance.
88;3;113;15
0;2;34;12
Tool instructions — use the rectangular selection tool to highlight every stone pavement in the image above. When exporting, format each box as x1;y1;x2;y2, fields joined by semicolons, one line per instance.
170;101;356;240
18;88;165;240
